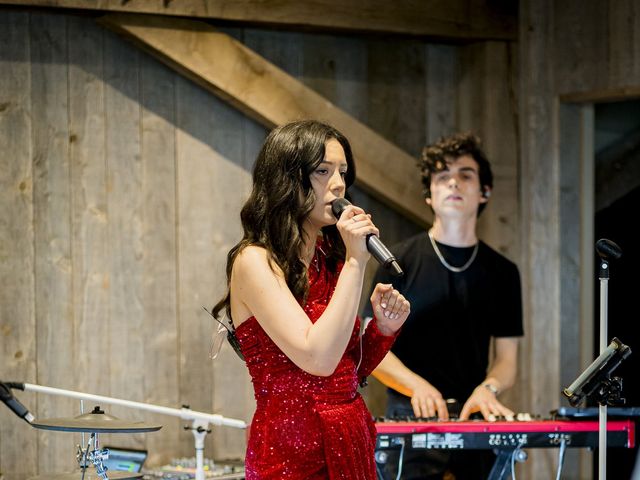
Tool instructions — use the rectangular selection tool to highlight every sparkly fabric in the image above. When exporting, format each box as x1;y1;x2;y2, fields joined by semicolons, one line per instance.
235;248;397;480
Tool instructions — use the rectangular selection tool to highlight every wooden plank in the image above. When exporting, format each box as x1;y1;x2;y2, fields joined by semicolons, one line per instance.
607;0;640;86
299;32;367;120
175;75;215;459
557;102;590;479
103;25;146;450
0;0;517;41
207;95;254;460
66;13;111;453
177;79;256;458
519;0;562;476
243;28;303;80
457;41;520;261
138;43;181;466
366;38;427;157
98;13;430;227
557;104;587;397
29;11;77;475
553;0;609;95
577;106;595;480
457;41;487;134
425;44;458;144
174;75;256;460
0;10;37;480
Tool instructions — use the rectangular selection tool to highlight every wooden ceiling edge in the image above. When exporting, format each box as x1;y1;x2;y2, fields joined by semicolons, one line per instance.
559;86;640;104
0;0;516;41
97;13;430;227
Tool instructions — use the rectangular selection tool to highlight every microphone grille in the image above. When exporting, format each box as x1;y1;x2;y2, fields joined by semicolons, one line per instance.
595;238;622;260
331;198;352;219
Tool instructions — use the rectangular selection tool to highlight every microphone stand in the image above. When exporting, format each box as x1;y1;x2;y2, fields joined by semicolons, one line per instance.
597;254;609;480
595;238;623;480
4;382;246;480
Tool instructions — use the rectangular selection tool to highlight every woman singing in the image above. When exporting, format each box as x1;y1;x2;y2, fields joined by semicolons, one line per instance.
213;120;410;479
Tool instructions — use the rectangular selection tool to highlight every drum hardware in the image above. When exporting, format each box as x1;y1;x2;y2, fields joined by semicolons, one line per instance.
29;405;150;480
32;405;162;433
1;381;247;480
76;430;110;479
25;427;143;480
28;472;141;480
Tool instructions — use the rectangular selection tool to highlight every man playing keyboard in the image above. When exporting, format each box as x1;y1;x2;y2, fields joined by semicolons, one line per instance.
363;133;524;479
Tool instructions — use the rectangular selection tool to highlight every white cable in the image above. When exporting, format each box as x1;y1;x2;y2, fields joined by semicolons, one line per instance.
555;438;567;480
357;317;373;373
394;439;405;480
511;438;528;480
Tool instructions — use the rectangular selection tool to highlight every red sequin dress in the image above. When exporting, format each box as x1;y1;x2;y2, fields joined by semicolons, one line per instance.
235;249;397;480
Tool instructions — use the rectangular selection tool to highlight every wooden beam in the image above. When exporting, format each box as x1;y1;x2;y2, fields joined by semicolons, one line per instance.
595;127;640;211
559;85;640;104
1;0;517;41
98;13;429;226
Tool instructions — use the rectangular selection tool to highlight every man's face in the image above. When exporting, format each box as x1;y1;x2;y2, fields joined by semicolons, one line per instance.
426;154;488;219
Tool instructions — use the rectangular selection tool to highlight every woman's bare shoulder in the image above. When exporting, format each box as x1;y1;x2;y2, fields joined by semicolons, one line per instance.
233;245;283;280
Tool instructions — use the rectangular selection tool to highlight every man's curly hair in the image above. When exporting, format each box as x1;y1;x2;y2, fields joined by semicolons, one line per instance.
419;132;493;216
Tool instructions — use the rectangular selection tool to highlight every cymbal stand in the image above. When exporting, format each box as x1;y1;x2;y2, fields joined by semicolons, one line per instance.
76;432;92;477
76;432;110;480
185;418;212;480
9;382;247;480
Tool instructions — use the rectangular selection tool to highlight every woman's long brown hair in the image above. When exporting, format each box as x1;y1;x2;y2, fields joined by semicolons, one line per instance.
212;120;356;323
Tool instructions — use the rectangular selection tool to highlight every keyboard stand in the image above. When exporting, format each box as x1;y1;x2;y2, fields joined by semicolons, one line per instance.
487;450;512;480
487;449;528;480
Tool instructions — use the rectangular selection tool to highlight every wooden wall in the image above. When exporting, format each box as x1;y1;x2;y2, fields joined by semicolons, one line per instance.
519;0;640;478
0;7;519;478
0;10;259;476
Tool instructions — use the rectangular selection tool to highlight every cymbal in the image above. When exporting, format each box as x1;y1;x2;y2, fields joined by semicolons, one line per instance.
28;471;142;479
31;407;162;433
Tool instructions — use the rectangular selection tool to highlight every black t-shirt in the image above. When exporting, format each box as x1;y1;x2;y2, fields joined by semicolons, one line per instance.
363;232;523;402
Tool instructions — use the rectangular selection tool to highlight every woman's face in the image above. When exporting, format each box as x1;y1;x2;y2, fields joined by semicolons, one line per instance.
306;139;348;229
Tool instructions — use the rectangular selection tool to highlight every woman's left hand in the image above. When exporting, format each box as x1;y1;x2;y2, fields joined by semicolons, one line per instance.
370;283;410;336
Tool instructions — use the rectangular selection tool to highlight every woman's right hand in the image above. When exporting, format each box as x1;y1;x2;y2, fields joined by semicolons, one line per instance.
336;205;379;264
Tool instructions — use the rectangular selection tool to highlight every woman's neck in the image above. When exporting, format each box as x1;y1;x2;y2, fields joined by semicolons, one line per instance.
302;219;321;266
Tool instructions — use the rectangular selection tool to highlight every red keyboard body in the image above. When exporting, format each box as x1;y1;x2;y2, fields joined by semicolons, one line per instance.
375;419;635;450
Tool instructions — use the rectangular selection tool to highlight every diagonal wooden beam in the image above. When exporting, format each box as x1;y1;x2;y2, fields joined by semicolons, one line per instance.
98;13;429;226
595;127;640;211
0;0;516;41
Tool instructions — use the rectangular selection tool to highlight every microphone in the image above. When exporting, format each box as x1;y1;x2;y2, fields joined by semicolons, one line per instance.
0;381;35;423
595;238;622;261
331;198;403;276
